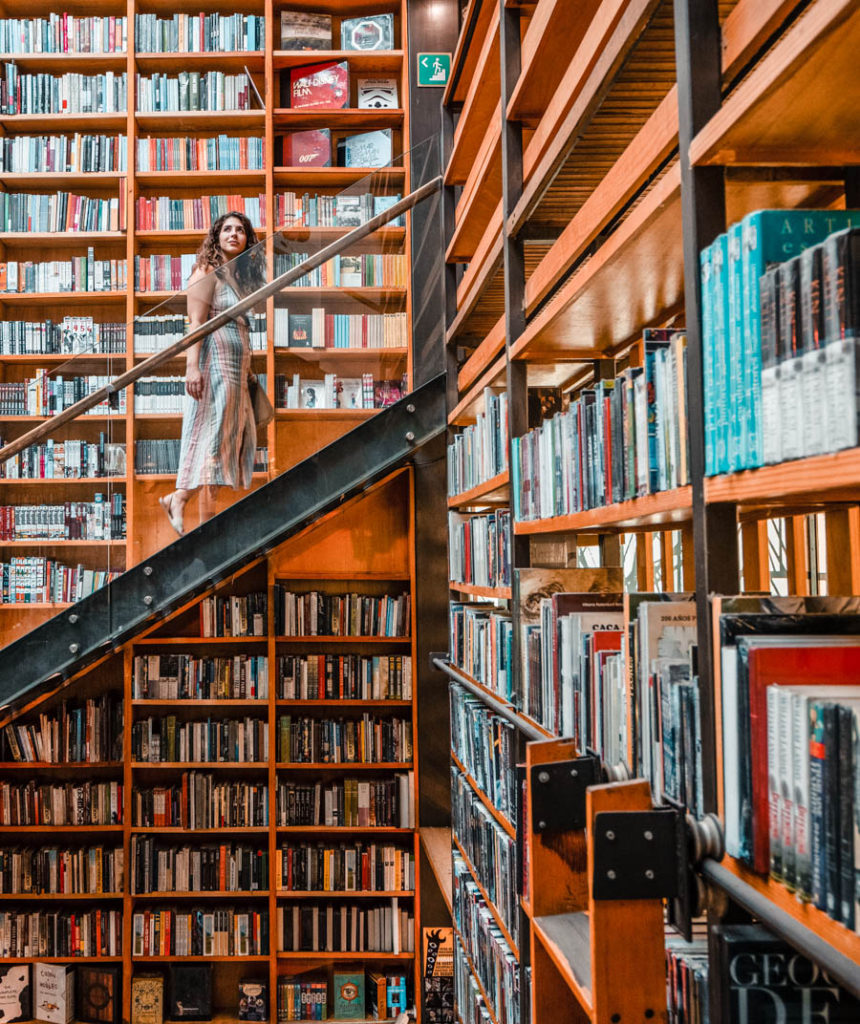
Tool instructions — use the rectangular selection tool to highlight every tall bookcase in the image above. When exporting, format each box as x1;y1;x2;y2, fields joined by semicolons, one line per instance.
440;0;860;1021
0;0;413;647
0;465;421;1022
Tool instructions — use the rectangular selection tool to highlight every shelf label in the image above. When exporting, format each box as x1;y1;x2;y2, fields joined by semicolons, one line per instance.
417;53;451;87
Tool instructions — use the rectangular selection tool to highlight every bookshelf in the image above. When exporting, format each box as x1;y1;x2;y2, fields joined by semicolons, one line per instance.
0;0;413;643
0;465;420;1020
443;0;860;1020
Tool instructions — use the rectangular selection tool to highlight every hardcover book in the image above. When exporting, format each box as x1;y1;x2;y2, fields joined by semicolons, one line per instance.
280;12;332;50
288;60;349;110
332;971;364;1020
169;965;212;1021
337;129;392;168
288;313;313;347
131;976;163;1024
341;14;394;51
77;966;120;1024
282;129;332;167
34;964;73;1024
237;980;267;1022
357;77;398;109
0;965;30;1024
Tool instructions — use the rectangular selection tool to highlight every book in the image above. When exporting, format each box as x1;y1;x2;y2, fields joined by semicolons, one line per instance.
131;976;163;1024
237;980;267;1022
0;965;30;1024
33;964;73;1024
288;60;349;110
332;971;364;1020
341;14;395;51
280;12;331;50
288;313;313;348
337;129;393;168
357;77;399;109
282;129;332;167
168;965;212;1020
76;967;120;1024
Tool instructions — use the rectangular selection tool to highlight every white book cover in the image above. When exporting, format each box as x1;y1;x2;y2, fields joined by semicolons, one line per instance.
34;963;73;1024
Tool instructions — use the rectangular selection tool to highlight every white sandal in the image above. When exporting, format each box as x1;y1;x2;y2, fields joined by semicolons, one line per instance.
159;493;185;536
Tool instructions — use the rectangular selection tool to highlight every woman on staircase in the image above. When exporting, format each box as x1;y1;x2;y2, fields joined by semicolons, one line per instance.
159;211;265;535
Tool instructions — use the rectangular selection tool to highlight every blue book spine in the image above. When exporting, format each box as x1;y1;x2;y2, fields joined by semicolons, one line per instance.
712;234;730;474
700;244;715;474
727;223;745;471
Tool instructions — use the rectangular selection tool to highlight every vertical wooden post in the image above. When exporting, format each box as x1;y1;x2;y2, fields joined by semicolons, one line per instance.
785;515;810;595
636;533;654;591
741;519;770;593
825;507;860;594
681;522;696;590
660;530;675;592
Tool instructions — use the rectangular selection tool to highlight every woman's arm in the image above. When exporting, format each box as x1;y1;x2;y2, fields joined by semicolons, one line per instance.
184;265;216;400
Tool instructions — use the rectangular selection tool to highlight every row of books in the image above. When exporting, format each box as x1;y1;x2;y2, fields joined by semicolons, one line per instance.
276;775;414;829
450;682;517;827
0;317;126;355
276;653;412;701
452;861;518;1024
0;189;126;233
451;768;518;945
137;440;269;476
0;558;120;604
701;210;858;474
131;906;268;957
275;373;405;411
134;312;263;353
0;908;122;957
0;845;123;895
1;694;123;763
0;959;125;1024
274;588;411;638
276;969;409;1021
277;841;414;893
447;388;509;497
274;251;407;288
0;494;126;540
134;13;264;54
135;193;264;231
0;133;127;173
453;940;489;1024
276;190;403;229
136;134;263;172
132;654;269;701
1;69;128;115
0;375;126;417
135;72;254;113
0;437;125;480
0;255;127;293
131;716;268;764
133;377;186;414
448;509;511;590
449;602;512;703
133;252;195;291
130;838;267;894
280;12;396;52
0;779;122;826
273;308;408;349
275;714;412;765
282;128;394;170
0;14;127;54
132;775;268;830
513;331;688;520
277;899;413;954
200;591;267;637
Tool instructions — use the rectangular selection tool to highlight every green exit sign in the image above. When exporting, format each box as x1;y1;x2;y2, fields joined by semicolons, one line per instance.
417;52;451;87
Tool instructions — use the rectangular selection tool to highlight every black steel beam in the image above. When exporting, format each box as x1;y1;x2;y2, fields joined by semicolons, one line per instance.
0;375;447;714
434;658;546;742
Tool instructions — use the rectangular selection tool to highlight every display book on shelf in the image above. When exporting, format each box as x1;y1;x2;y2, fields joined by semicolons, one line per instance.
0;464;420;1021
0;0;412;636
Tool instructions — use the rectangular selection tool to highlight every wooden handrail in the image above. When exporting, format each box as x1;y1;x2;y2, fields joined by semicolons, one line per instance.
0;175;442;464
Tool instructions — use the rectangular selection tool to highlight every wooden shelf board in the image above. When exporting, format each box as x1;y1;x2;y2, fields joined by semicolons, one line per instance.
0;891;123;900
445;117;502;262
1;957;123;963
0;114;127;132
0;603;74;611
275;951;413;960
135;113;265;131
445;0;497;107
272;166;405;188
452;832;519;960
452;314;505;393
0;291;126;306
133;890;268;899
135;170;266;187
275;635;410;643
134;51;265;72
0;824;123;831
273;50;403;73
448;353;506;426
275;890;414;898
275;408;379;421
419;826;453;915
690;0;860;167
0;52;126;68
275;826;412;834
133;636;266;646
131;761;268;770
448;581;511;600
275;762;413;771
131;699;266;707
533;912;594;1015
514;486;693;535
272;108;404;130
448;471;510;509
453;207;503;326
450;751;515;839
0;477;124;486
134;955;270;962
704;447;860;509
0;761;120;769
0;353;125;364
131;826;269;834
275;700;412;708
0;232;125;246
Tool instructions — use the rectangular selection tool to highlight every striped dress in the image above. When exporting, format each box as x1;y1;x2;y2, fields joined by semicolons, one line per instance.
176;273;255;490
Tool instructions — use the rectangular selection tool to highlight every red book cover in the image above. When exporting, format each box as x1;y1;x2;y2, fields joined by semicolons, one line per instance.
288;60;349;110
282;129;332;167
747;643;860;873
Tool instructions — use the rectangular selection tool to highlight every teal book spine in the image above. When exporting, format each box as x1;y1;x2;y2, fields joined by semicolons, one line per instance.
700;243;715;475
712;233;730;474
511;436;521;520
742;209;860;470
727;223;745;472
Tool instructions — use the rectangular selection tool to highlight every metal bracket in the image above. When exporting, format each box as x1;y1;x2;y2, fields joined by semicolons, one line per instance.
531;755;600;834
593;808;684;900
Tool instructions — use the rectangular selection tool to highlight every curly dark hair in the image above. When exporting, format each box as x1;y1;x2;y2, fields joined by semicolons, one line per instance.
196;210;266;295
